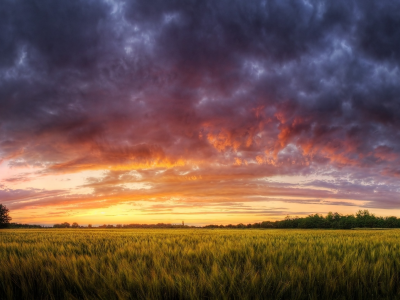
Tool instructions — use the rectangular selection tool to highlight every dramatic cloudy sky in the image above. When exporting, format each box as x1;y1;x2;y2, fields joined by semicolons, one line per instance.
1;0;400;225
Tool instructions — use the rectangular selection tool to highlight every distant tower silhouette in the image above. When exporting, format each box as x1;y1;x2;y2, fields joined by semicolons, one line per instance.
182;221;184;226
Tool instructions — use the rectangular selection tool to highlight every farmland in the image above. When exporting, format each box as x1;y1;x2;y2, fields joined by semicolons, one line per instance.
1;229;400;299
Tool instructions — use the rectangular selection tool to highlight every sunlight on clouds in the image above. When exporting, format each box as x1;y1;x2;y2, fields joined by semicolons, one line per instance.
2;0;400;226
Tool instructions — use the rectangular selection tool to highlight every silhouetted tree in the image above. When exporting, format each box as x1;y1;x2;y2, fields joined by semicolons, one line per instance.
326;212;342;228
260;221;274;228
62;222;70;228
298;214;328;228
54;222;71;228
0;204;12;228
71;222;79;228
384;216;398;228
277;215;301;228
356;210;377;227
338;215;357;229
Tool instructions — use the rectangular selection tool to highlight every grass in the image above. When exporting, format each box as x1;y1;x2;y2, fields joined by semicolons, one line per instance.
1;229;400;299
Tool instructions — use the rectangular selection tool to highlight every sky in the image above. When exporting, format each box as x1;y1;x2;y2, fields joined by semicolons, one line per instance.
1;0;400;226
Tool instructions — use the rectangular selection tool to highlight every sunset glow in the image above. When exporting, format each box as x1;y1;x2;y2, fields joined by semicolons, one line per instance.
2;0;400;226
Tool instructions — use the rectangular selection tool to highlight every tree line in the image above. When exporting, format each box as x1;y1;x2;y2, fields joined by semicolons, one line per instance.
53;222;81;228
50;210;400;229
9;223;42;229
205;210;400;229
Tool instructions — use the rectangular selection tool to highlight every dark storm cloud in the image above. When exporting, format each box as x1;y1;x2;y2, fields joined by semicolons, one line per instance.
126;0;354;64
357;0;400;62
0;0;111;69
2;0;400;209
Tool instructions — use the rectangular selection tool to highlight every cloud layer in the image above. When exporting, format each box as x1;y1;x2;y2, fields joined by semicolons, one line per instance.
1;0;400;222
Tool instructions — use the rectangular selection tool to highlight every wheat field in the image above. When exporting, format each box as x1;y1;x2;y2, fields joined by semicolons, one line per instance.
1;229;400;299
